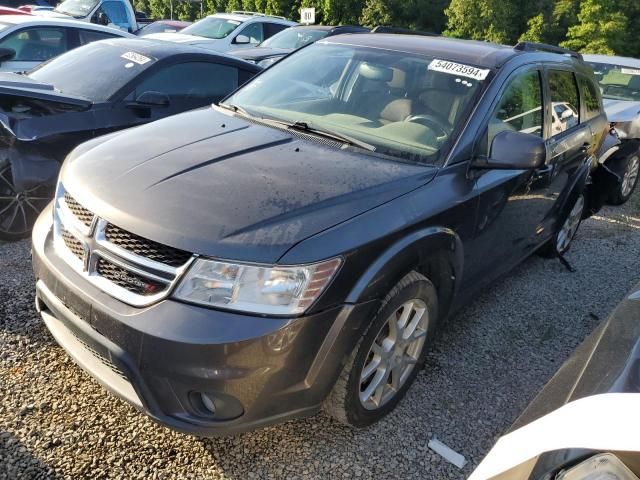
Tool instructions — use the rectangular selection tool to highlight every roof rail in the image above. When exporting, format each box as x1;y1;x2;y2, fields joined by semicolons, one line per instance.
230;10;287;20
514;41;583;60
371;25;438;37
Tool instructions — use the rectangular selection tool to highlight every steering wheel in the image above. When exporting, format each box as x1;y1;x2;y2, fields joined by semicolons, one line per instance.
405;114;451;144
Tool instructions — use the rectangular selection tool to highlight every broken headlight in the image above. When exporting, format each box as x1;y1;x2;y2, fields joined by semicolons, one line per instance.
173;257;341;315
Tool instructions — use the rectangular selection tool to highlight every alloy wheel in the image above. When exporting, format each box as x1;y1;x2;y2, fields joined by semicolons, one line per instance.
359;299;429;410
0;165;52;239
621;155;639;198
556;194;584;254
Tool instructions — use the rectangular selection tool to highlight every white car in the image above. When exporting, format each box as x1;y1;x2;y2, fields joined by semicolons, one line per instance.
0;15;134;72
143;11;296;53
585;53;640;204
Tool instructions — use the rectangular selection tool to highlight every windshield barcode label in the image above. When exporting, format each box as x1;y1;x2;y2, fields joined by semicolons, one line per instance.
428;59;490;81
121;52;151;65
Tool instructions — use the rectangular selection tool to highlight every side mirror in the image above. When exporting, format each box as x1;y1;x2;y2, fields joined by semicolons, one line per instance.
0;47;15;63
129;91;170;108
234;34;250;45
560;109;574;121
94;11;109;25
472;130;546;170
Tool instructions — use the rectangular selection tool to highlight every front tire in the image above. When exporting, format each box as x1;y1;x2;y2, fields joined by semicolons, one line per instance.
608;152;639;205
0;165;53;241
323;271;438;427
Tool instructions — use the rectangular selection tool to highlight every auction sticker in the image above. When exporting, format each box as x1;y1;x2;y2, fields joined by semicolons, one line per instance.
121;51;152;65
428;59;490;81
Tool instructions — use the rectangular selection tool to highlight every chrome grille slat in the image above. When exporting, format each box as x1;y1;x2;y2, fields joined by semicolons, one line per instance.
53;187;194;307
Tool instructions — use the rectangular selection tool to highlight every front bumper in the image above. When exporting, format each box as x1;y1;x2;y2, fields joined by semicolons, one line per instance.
32;206;378;436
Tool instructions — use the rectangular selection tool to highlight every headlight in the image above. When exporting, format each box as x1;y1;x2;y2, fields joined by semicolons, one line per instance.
173;257;342;315
257;57;279;68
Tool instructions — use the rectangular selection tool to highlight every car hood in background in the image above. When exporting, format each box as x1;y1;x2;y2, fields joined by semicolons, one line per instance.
604;99;640;139
62;107;436;263
230;46;292;61
141;32;224;49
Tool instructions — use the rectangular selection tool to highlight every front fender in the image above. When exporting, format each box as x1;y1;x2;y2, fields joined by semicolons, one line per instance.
345;227;464;307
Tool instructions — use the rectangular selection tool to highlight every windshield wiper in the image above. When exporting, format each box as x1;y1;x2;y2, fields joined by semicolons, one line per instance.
216;106;375;151
287;121;376;151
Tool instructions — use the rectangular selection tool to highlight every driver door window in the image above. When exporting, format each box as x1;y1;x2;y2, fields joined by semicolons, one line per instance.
0;27;69;62
236;23;263;44
486;69;543;153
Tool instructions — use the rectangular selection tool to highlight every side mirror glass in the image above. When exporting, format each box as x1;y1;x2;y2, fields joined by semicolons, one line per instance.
93;11;109;25
130;91;170;108
0;47;15;63
473;130;546;170
234;34;250;44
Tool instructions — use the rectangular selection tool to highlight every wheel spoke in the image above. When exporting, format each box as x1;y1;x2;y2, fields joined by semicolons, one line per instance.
361;368;387;405
397;302;413;330
390;364;402;390
4;202;19;231
361;355;381;382
411;328;427;341
18;203;27;231
0;171;15;194
0;199;16;217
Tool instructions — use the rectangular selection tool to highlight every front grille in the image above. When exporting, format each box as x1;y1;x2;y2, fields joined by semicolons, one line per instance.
68;329;128;381
63;192;93;228
96;257;166;296
61;229;84;261
105;223;192;267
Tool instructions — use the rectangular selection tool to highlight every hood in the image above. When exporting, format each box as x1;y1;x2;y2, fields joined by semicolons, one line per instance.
603;98;640;123
34;9;74;18
230;47;291;61
142;32;219;45
63;107;435;263
603;99;640;139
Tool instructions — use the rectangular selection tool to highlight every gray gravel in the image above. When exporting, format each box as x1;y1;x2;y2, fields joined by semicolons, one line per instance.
1;197;639;480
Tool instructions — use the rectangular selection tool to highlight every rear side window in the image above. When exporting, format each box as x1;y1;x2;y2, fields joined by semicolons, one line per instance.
78;29;119;45
135;62;239;100
578;76;601;121
264;22;288;39
548;70;580;137
485;69;543;153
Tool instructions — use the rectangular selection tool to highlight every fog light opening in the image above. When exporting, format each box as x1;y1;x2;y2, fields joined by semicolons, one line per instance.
200;392;216;414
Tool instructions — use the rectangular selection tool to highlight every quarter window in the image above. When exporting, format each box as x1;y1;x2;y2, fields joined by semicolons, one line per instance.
548;70;580;136
578;76;601;121
486;70;543;152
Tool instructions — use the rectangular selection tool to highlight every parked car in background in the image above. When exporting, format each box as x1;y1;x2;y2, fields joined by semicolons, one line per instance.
230;24;369;68
0;15;133;72
142;11;296;53
472;280;640;480
0;0;49;10
35;0;139;33
32;37;614;436
17;4;54;13
585;53;640;204
0;6;29;14
135;19;191;36
0;38;260;239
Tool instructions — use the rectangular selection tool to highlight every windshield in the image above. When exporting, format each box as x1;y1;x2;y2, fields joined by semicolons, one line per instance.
181;17;241;39
223;43;487;164
260;28;328;49
29;42;156;101
54;0;98;17
588;61;640;101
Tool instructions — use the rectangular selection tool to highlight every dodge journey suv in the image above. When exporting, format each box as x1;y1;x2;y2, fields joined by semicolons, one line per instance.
33;35;611;435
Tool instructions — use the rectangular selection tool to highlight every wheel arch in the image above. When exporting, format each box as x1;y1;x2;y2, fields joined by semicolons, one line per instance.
345;226;464;321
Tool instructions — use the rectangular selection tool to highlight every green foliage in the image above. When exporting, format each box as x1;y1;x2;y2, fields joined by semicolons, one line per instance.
135;0;640;58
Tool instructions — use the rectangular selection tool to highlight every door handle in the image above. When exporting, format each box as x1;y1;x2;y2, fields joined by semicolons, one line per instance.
580;142;591;152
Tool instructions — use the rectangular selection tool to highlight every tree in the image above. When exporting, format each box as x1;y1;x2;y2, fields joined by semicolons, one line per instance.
444;0;521;44
561;0;629;55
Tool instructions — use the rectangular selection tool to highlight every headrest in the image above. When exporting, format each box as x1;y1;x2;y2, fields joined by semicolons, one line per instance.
359;62;393;82
388;68;407;89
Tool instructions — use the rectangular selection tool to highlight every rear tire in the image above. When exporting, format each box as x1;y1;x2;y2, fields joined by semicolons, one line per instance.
323;271;438;427
607;152;639;205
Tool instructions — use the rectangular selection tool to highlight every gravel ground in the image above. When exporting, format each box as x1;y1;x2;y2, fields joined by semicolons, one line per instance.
1;197;639;480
